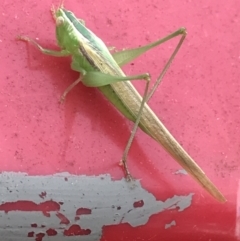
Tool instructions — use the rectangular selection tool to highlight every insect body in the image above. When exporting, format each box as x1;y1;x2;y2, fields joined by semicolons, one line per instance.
18;6;226;202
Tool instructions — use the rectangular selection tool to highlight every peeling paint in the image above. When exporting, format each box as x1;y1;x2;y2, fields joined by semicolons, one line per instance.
174;169;188;175
165;220;176;229
0;172;194;240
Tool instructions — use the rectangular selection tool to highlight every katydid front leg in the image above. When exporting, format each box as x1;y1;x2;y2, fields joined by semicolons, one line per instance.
17;36;71;57
17;36;76;102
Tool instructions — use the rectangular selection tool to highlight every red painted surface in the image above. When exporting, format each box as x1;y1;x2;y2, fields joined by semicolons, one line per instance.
0;0;240;240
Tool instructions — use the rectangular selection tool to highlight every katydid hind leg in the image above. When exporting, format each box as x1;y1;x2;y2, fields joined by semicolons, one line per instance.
120;77;150;181
146;33;186;101
112;28;186;67
119;29;187;180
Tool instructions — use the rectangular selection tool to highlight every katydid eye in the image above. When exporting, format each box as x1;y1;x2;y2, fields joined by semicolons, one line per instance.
56;16;65;26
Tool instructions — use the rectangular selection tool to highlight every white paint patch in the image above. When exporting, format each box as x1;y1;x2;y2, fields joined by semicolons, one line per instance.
174;169;188;175
0;172;194;240
165;220;176;229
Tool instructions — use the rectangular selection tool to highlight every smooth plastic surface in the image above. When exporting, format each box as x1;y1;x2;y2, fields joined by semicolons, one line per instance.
0;0;240;240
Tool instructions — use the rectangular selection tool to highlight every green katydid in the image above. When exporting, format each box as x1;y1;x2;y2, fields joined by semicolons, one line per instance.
18;5;226;202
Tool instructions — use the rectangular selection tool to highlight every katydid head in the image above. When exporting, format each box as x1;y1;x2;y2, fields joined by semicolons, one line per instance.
52;6;108;57
52;6;91;52
52;7;84;51
52;5;117;69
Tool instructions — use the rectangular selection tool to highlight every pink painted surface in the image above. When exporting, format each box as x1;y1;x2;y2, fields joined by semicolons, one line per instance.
0;0;240;240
